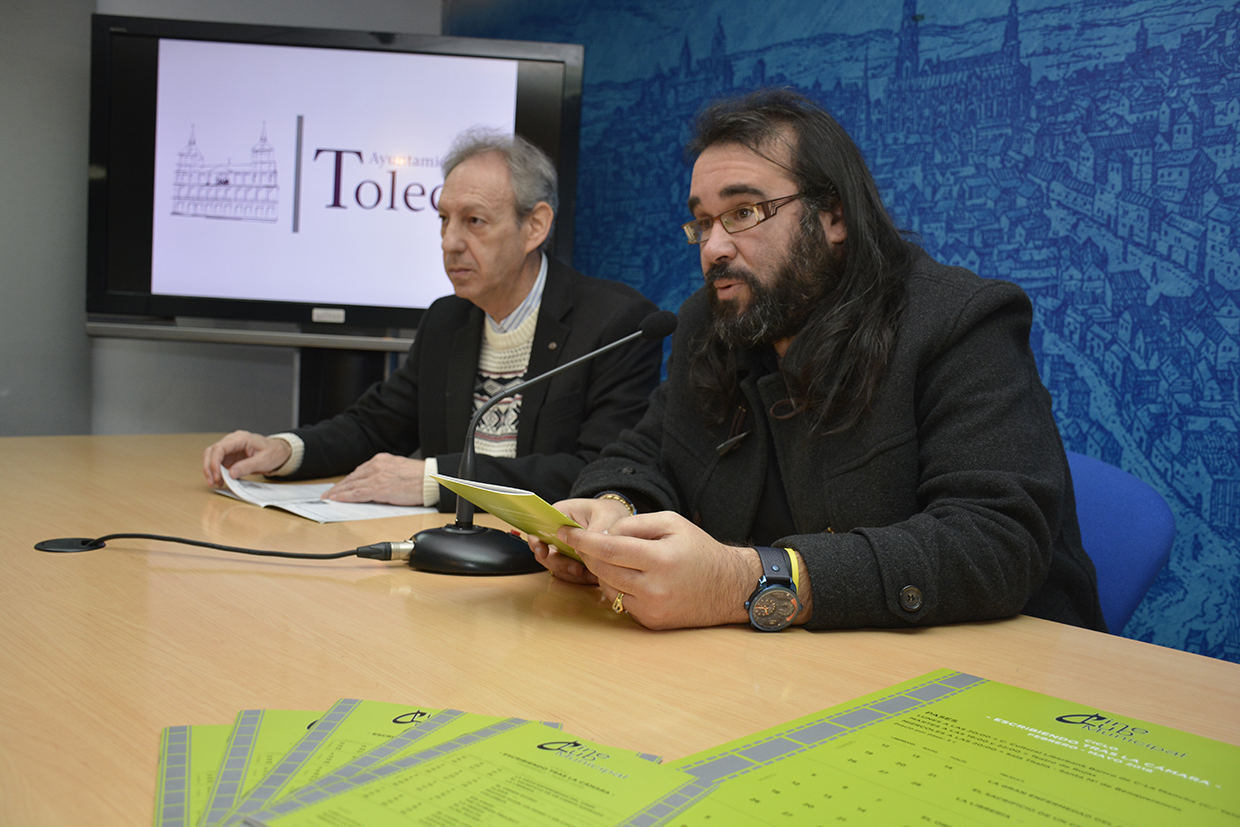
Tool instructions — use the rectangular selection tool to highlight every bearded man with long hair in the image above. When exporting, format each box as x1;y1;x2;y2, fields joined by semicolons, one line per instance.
530;89;1105;635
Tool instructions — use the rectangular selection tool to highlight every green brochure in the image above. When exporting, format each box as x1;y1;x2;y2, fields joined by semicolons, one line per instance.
197;708;322;827
430;473;583;561
249;719;690;827
238;709;510;825
153;724;231;827
625;668;1238;827
218;699;442;826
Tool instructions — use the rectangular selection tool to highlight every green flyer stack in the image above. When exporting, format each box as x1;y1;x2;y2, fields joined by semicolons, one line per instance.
154;669;1240;827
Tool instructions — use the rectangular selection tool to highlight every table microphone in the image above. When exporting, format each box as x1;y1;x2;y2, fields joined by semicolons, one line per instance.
399;309;677;575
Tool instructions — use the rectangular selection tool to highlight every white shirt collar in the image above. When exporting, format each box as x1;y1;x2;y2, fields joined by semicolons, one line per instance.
488;252;547;334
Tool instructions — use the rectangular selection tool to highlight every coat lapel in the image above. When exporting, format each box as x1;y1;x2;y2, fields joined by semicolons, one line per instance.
445;307;485;453
516;258;572;454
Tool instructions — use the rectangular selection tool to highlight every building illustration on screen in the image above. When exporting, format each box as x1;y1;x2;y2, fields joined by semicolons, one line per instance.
171;124;279;222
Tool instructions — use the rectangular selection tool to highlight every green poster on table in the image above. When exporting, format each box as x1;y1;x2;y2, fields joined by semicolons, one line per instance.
250;719;689;827
197;708;322;827
625;668;1237;827
153;724;231;827
234;709;509;826
218;699;444;825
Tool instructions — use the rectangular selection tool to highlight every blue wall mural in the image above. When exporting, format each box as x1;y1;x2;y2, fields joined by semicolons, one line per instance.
448;0;1240;662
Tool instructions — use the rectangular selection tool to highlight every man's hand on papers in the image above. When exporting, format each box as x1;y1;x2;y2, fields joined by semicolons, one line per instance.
203;430;292;487
323;454;426;506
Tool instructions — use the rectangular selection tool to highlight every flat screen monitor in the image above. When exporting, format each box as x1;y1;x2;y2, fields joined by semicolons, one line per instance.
87;14;583;331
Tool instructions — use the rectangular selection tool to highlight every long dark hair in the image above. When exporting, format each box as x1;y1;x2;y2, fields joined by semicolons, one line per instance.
687;88;912;434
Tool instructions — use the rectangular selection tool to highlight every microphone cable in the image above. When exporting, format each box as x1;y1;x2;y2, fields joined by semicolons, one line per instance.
34;533;414;561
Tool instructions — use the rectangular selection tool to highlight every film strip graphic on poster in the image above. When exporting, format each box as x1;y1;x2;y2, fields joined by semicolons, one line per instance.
244;717;531;826
220;698;367;824
619;671;987;827
238;708;476;825
199;708;268;826
154;725;193;827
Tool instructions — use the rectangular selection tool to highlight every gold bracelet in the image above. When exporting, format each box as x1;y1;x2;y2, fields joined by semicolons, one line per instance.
596;491;636;516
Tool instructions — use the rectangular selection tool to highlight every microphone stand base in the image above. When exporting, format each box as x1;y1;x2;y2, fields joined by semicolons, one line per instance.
408;524;544;575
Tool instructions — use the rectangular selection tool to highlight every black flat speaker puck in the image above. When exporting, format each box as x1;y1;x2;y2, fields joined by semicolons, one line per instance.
35;538;106;553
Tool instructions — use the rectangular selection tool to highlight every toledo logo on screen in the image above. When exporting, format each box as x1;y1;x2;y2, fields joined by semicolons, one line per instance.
314;148;444;214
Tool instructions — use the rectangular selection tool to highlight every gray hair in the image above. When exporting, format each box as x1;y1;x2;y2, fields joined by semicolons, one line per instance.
442;128;558;249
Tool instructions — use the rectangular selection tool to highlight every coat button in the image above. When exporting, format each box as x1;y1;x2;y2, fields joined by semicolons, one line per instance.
548;341;557;350
899;585;923;611
619;466;635;474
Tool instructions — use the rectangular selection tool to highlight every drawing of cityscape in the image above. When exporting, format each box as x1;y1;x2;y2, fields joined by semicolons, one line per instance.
172;124;280;222
452;0;1240;661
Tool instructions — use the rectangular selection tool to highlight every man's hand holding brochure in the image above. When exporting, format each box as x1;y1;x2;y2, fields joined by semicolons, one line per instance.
429;473;583;562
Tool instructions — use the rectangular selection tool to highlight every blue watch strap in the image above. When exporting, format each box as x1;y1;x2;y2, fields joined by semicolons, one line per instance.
753;546;793;590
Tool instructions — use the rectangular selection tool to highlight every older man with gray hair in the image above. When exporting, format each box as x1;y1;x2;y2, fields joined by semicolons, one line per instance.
203;129;662;511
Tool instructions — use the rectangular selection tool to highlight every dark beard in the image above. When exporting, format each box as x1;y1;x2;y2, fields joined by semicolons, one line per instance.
706;214;839;348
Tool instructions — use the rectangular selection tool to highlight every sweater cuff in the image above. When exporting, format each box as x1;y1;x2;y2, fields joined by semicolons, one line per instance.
422;456;441;507
266;433;304;477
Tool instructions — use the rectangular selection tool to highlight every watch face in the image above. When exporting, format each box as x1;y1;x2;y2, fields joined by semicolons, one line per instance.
749;587;799;631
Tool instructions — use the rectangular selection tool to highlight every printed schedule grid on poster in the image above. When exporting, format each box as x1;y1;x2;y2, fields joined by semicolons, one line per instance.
647;669;1238;827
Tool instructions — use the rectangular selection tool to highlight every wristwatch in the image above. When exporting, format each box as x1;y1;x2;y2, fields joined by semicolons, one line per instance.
746;546;801;631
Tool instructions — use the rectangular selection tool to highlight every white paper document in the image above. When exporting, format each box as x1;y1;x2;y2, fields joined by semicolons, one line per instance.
215;468;436;523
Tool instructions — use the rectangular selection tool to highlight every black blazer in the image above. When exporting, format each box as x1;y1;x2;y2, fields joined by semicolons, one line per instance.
289;257;662;511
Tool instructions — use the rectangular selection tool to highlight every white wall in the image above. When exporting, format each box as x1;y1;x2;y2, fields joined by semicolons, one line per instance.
1;0;96;436
91;338;298;435
0;0;441;438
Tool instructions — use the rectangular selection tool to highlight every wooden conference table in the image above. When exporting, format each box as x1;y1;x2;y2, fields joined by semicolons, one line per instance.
2;433;1238;826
